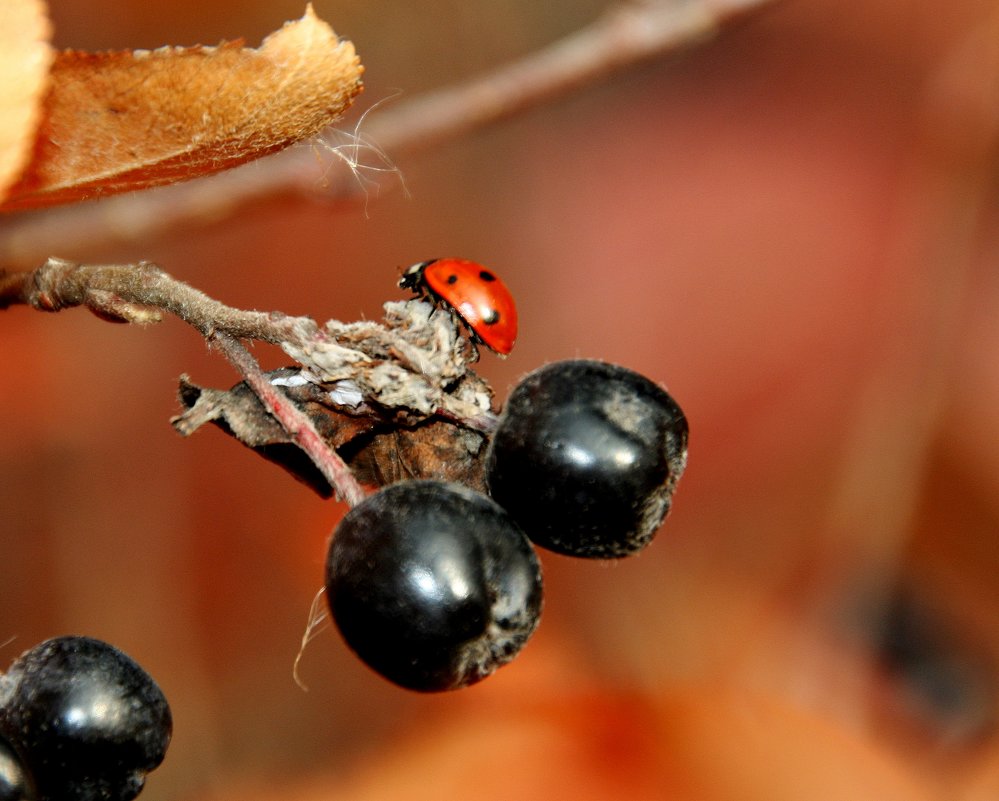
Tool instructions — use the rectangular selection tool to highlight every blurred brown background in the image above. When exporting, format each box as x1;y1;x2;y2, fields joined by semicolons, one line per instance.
2;0;999;798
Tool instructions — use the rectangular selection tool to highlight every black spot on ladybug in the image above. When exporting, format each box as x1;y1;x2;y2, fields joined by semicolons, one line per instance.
483;309;501;325
446;274;458;284
479;271;497;282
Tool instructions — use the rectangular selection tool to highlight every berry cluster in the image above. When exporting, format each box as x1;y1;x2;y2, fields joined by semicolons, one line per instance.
0;636;172;801
178;260;688;696
326;354;688;691
5;261;684;794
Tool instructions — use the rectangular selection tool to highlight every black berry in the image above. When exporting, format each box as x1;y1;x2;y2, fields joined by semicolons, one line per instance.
0;636;172;801
325;480;543;692
486;359;688;558
0;735;34;801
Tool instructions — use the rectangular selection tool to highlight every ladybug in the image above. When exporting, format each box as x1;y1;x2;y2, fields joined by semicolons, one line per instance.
400;258;518;356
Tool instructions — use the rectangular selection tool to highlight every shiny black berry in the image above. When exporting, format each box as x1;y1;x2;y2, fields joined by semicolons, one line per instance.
0;636;172;801
0;736;34;801
486;359;688;558
325;480;543;692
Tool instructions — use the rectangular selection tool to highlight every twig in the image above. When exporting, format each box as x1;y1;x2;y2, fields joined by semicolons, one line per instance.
0;257;369;502
1;258;495;501
360;0;769;156
0;0;777;264
0;257;317;342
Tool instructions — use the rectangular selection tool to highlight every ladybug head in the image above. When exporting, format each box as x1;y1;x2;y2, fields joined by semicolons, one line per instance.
398;260;437;293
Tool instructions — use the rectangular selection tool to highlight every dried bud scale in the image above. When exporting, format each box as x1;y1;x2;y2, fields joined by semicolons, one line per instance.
174;300;498;495
282;299;491;422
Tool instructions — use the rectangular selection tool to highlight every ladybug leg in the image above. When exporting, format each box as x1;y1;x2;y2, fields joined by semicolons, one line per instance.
458;326;481;363
435;304;481;363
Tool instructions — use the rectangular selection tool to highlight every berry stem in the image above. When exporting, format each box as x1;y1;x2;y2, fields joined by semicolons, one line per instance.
1;258;368;504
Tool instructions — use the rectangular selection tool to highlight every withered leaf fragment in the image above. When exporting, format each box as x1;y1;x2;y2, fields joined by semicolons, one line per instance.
0;0;53;202
1;4;363;210
173;370;487;498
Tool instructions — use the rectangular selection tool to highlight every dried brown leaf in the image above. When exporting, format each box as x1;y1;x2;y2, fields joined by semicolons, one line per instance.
0;0;53;203
173;371;488;498
1;4;362;211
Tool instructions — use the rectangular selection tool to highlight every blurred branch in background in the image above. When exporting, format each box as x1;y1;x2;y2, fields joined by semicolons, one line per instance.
0;0;777;265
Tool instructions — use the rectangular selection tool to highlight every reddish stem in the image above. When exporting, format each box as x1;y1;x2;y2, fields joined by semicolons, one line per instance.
211;333;368;507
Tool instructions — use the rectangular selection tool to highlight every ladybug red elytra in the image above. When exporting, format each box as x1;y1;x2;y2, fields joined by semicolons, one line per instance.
400;258;518;356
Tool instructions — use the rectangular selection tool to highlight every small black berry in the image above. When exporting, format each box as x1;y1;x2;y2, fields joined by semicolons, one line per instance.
325;480;543;692
486;359;688;558
0;735;34;801
0;636;172;801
